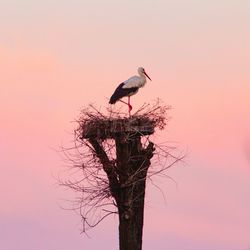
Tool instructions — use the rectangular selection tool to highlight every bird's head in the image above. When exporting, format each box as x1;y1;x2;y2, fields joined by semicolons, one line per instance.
138;67;152;81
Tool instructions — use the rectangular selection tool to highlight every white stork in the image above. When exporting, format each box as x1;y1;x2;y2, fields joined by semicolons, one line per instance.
109;67;151;115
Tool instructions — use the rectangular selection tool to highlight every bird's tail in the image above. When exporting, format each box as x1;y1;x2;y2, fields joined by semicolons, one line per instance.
109;95;117;104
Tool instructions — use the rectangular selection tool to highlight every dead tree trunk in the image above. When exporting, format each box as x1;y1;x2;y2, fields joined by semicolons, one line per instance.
115;136;154;250
83;118;155;250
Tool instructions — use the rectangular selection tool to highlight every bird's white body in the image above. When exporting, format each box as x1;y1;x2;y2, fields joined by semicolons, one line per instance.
122;74;147;90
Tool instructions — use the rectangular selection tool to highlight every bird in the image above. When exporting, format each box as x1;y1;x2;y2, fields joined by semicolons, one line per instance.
109;67;151;115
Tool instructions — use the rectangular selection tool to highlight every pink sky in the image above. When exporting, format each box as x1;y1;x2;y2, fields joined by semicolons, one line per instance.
1;1;250;249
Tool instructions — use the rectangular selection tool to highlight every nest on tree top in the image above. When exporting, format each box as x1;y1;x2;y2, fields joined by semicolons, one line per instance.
81;117;154;139
78;100;170;140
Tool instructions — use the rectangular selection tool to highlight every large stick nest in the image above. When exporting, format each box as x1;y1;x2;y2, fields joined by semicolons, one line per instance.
78;100;170;140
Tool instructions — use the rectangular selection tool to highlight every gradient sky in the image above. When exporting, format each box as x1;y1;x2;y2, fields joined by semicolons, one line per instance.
1;0;250;249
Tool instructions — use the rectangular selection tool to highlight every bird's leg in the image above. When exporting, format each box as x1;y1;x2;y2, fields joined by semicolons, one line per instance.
119;99;129;106
118;99;133;116
128;96;132;115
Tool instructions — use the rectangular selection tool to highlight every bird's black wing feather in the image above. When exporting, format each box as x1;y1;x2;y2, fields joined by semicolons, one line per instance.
109;83;138;104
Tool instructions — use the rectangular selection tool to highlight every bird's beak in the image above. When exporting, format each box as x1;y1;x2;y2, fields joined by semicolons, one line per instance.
144;71;152;81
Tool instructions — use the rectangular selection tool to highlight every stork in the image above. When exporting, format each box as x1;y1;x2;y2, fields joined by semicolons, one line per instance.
109;67;151;115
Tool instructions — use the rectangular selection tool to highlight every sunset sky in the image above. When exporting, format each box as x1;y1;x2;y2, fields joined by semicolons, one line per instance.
1;0;250;249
